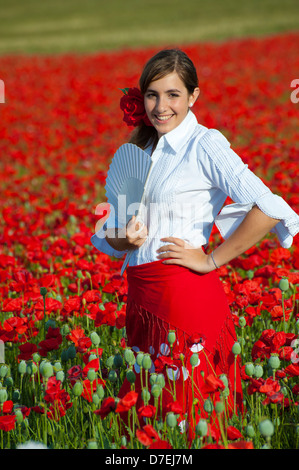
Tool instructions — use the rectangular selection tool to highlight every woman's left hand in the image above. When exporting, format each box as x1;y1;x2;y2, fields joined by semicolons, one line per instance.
156;237;215;273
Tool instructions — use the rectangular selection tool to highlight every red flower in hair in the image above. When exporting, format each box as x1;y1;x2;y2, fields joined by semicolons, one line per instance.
120;87;152;127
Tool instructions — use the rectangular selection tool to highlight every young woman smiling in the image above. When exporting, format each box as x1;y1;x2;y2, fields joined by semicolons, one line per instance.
91;49;299;438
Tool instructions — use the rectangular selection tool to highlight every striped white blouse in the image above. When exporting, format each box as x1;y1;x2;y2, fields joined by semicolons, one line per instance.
91;111;299;265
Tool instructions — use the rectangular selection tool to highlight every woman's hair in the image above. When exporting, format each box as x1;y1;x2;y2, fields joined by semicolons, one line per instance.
129;49;199;150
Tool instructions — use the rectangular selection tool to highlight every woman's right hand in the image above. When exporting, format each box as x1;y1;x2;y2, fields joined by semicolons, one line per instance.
105;215;148;251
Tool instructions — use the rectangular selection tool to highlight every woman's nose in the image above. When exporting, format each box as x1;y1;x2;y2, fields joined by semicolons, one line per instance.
155;96;167;113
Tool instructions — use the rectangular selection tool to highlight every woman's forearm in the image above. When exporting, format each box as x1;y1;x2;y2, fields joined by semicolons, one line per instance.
211;205;280;269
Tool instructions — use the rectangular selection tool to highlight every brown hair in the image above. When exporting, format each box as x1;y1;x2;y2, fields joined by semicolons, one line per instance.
129;49;199;150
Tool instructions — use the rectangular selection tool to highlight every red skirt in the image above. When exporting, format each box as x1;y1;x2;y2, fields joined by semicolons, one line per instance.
118;259;243;438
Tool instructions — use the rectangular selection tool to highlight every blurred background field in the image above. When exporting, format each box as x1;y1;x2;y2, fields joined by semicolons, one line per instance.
0;0;298;55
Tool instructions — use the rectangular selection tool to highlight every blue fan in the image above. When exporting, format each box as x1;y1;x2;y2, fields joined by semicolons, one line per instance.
104;143;153;275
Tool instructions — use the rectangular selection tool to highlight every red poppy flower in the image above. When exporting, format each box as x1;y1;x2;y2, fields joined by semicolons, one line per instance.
138;404;156;418
18;342;38;360
94;397;116;419
227;425;243;440
201;374;225;394
0;415;16;432
115;391;138;413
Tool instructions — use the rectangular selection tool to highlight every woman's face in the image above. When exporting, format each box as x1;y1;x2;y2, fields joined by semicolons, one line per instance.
144;71;199;139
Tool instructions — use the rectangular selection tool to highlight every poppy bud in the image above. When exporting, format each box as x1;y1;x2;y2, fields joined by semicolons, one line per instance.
268;354;280;370
254;364;263;378
156;374;165;388
0;365;8;378
73;381;83;397
141;389;151;403
142;354;152;370
90;331;100;346
167;330;176;345
15;408;24;425
245;424;255;438
53;361;62;372
278;278;289;292
195;419;208;437
87;440;98;449
150;373;158;386
151;384;162;398
124;349;135;365
190;353;199;367
67;344;76;360
203;398;213;414
113;354;123;369
219;374;228;388
136;352;144;367
106;356;115;368
259;419;274;438
87;369;96;382
126;370;136;384
26;362;37;376
96;384;105;399
40;362;53;379
0;388;8;403
18;361;27;375
56;370;65;383
232;342;241;355
92;393;100;406
108;370;118;383
245;362;255;377
40;287;47;296
239;316;246;328
166;412;177;428
12;389;20;403
77;270;84;279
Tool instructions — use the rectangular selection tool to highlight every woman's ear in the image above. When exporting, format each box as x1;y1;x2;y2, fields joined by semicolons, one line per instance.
189;87;200;107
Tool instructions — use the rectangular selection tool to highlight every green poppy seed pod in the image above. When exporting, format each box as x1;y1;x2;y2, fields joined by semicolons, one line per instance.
113;353;124;369
0;365;8;378
151;384;162;398
278;278;289;292
92;393;100;406
90;331;100;346
254;364;264;378
89;353;97;362
136;352;144;367
196;419;208;437
121;436;127;447
108;370;118;383
96;384;105;399
26;362;37;376
60;324;70;336
247;270;254;280
167;330;176;345
245;424;255;438
87;440;98;449
215;400;224;414
232;342;241;356
156;374;165;389
245;362;255;377
40;287;47;296
268;354;280;370
259;419;274;438
77;270;84;279
41;362;53;379
190;353;199;367
53;361;62;372
32;355;41;367
239;316;246;328
126;370;136;384
61;349;68;363
73;381;83;397
142;354;152;370
219;374;228;388
141;389;151;403
124;349;135;365
15;408;24;425
203;398;214;414
87;369;96;382
106;356;115;369
0;388;8;403
12;389;20;403
66;344;77;360
45;319;56;331
4;376;13;389
166;412;177;428
18;361;27;375
56;370;65;383
222;387;230;398
150;373;158;386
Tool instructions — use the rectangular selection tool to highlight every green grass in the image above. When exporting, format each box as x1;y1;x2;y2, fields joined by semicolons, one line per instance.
0;0;298;55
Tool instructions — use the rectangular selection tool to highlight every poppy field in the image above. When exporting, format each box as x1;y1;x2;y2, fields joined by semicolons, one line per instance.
0;32;299;450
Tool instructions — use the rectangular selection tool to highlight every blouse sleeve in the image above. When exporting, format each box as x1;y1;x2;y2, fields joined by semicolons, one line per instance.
198;129;299;248
90;215;127;259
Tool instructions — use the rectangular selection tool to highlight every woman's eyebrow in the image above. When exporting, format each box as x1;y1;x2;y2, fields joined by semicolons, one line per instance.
146;88;182;93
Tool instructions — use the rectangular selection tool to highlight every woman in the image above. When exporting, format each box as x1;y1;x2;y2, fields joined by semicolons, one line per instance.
91;49;299;437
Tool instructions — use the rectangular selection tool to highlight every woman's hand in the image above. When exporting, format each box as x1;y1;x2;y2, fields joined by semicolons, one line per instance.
156;237;215;273
106;215;148;251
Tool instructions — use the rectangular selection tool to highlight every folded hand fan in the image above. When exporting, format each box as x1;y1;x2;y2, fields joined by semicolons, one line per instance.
104;143;153;275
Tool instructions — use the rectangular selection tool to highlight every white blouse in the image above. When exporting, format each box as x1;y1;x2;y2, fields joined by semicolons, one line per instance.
91;111;299;266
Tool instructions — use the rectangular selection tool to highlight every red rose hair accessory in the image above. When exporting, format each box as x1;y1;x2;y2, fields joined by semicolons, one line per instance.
120;87;153;127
